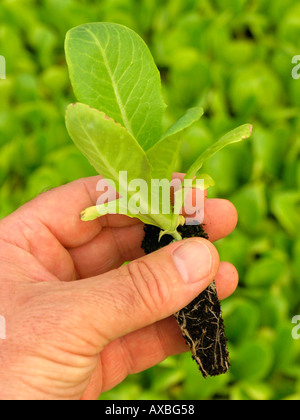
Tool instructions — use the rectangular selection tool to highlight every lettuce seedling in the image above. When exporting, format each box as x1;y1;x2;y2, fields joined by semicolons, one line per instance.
64;22;252;378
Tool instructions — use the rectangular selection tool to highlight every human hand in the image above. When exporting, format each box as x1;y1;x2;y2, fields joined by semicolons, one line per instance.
0;175;238;400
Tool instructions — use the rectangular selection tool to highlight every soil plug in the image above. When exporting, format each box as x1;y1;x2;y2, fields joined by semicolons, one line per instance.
142;224;230;378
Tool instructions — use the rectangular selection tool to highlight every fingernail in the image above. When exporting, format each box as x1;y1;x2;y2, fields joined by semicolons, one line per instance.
173;240;213;284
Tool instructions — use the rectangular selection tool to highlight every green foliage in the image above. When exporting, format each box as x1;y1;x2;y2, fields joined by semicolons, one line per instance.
147;107;204;180
65;103;152;190
65;24;205;237
1;0;300;401
185;124;252;179
65;23;251;239
65;23;166;150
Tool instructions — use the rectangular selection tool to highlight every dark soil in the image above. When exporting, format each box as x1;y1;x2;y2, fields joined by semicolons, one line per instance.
141;224;230;378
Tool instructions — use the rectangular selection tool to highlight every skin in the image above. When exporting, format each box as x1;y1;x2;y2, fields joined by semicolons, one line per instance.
0;175;238;400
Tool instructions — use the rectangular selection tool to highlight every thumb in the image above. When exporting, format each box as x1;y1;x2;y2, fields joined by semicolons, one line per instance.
71;238;220;349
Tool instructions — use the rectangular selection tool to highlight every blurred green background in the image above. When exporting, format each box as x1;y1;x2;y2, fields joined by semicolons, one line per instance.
1;0;300;400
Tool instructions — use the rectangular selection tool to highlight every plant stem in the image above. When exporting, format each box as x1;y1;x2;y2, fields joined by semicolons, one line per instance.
171;230;183;241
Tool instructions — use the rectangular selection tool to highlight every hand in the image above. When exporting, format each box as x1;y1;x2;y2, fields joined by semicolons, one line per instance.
0;175;238;400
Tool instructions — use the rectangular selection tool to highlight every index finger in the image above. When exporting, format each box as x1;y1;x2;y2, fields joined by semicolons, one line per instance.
4;176;140;249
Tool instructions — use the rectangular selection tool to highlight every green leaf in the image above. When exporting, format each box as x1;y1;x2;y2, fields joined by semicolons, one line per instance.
192;173;215;189
66;102;175;232
224;299;260;344
244;256;289;288
230;339;273;382
185;124;253;179
147;135;183;181
65;22;166;150
81;199;176;237
162;107;204;140
65;102;151;187
231;183;267;233
147;107;204;180
271;190;300;237
80;200;155;226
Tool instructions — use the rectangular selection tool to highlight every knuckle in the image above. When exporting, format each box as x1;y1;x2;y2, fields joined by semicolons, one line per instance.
125;259;173;314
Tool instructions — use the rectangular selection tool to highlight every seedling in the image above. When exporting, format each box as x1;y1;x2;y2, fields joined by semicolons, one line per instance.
64;22;252;378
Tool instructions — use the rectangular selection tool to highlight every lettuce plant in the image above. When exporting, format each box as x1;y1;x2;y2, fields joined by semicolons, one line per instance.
65;22;252;241
64;22;252;377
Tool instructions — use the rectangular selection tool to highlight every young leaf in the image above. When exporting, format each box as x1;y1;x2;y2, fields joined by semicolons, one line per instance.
162;107;204;141
66;102;175;232
193;174;215;190
65;22;166;150
65;102;152;191
185;124;253;179
80;200;155;226
147;134;183;181
81;200;177;236
147;107;204;180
